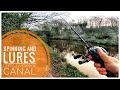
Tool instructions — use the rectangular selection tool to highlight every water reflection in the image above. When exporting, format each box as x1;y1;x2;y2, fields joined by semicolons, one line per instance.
48;40;118;59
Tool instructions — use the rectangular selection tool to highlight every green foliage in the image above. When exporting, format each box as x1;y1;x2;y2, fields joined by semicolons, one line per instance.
49;46;62;63
58;64;88;77
48;46;88;77
50;26;62;36
84;26;118;45
2;12;32;33
34;31;48;43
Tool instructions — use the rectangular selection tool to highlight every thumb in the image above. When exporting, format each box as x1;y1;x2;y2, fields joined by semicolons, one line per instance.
97;48;109;63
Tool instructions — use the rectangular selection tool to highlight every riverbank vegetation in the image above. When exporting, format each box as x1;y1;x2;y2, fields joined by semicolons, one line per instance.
49;46;88;77
2;12;118;77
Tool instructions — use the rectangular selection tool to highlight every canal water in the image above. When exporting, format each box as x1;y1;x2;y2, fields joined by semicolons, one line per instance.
48;40;118;59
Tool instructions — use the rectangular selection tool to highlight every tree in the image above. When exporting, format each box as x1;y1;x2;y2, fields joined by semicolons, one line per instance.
2;12;32;33
89;16;103;28
107;17;119;27
77;17;88;28
27;12;69;25
29;12;70;37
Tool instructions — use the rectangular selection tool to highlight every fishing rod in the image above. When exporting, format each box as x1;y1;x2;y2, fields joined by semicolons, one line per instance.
59;15;115;77
59;16;90;49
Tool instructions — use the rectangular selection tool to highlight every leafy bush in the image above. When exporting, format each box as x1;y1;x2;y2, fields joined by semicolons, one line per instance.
84;27;118;45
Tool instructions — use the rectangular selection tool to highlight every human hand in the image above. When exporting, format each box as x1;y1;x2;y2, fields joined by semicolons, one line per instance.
93;48;119;76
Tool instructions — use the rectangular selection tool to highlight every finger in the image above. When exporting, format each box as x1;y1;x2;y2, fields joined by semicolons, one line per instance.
96;68;107;75
97;48;109;63
99;71;107;75
88;55;92;60
97;68;106;72
94;63;101;68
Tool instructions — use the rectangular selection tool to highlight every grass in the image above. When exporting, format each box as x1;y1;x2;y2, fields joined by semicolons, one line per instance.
58;64;88;77
48;46;88;77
